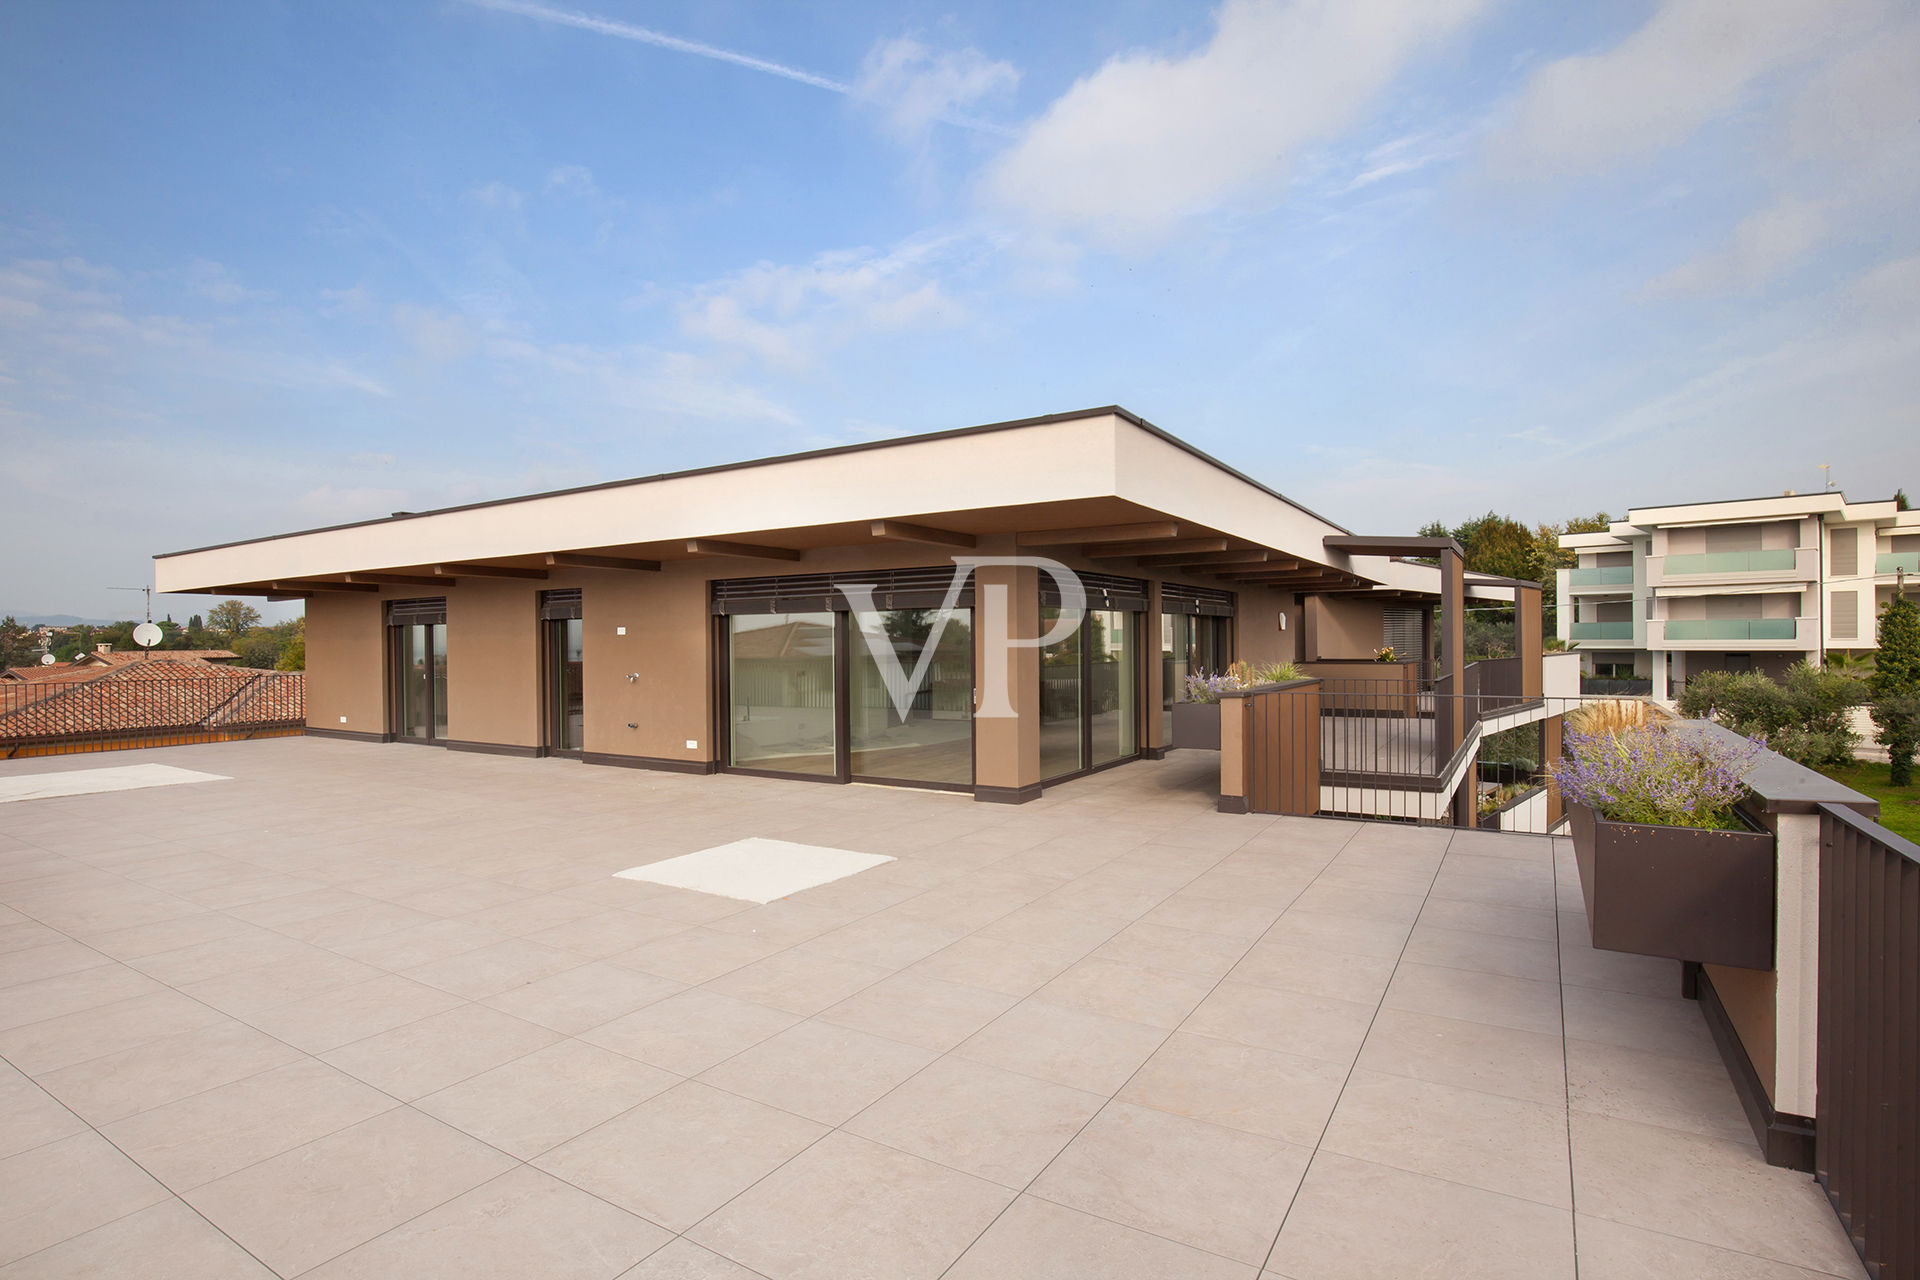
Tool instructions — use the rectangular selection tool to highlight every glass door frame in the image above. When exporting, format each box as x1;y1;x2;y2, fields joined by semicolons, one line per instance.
541;615;585;759
387;621;447;745
713;608;977;794
1041;605;1148;785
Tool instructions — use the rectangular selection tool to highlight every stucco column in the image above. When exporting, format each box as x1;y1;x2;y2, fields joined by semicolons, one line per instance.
1516;583;1543;700
972;563;1042;803
1651;651;1669;702
1770;811;1821;1120
1144;581;1167;756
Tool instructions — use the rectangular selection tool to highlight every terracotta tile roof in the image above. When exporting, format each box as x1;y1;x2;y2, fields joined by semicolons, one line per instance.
0;661;89;682
0;663;305;741
77;649;240;667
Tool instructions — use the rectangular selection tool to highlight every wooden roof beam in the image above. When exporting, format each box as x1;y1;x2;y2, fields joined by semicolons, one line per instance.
870;520;977;549
345;574;447;587
434;563;547;580
273;580;380;593
546;553;662;572
1135;548;1283;569
684;539;802;562
1085;537;1228;561
1018;521;1180;546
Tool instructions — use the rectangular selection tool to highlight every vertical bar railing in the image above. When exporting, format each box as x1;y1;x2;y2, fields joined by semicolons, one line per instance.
1815;802;1918;1280
0;664;306;758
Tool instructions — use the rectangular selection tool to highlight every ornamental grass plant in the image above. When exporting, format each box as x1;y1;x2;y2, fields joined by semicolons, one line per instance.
1553;724;1764;831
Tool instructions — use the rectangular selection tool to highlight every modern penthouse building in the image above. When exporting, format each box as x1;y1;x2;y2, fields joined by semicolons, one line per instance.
153;407;1514;803
1557;491;1920;699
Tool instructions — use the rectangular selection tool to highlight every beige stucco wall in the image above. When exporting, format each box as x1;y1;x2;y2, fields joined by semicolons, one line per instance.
304;591;386;735
1304;595;1387;660
445;580;541;749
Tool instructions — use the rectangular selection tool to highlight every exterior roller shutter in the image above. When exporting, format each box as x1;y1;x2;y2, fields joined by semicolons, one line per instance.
539;589;582;620
386;598;447;626
1043;571;1149;612
712;566;975;615
1161;582;1236;617
1382;607;1423;658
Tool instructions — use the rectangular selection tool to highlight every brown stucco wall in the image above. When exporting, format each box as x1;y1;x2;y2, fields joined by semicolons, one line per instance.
1304;595;1388;660
579;567;712;764
304;591;386;735
972;561;1041;793
445;580;541;749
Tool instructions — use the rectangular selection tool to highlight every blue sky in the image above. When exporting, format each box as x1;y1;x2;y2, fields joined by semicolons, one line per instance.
3;0;1916;623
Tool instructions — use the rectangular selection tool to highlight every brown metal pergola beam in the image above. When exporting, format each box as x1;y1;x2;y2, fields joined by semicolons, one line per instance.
1085;537;1228;560
345;574;447;587
434;563;547;580
684;539;803;562
870;520;977;549
1018;521;1180;546
1135;549;1284;569
546;553;662;572
273;580;380;593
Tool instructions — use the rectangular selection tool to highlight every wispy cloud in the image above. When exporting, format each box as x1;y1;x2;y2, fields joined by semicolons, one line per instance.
459;0;1013;137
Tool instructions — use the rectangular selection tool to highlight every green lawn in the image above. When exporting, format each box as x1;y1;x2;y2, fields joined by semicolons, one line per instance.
1816;761;1920;844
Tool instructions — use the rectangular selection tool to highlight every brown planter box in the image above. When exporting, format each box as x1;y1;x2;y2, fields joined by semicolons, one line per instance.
1171;701;1221;751
1569;802;1775;970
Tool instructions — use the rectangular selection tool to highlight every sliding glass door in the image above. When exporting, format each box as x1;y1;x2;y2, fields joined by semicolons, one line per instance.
544;617;584;755
1038;604;1084;780
392;621;446;742
1039;603;1142;782
723;599;975;788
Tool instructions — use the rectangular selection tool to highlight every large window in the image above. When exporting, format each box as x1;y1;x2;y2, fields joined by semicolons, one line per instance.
1088;610;1137;766
541;590;584;755
1039;573;1147;782
1038;604;1084;780
727;612;838;776
387;599;447;743
850;609;974;785
1161;612;1230;739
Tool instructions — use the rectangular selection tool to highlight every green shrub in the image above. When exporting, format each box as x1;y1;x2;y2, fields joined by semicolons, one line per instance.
1871;596;1920;785
1677;661;1865;769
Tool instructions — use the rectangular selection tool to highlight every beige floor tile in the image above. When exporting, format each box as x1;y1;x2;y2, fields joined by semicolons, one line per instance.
36;1019;302;1125
1559;929;1681;998
328;916;508;971
0;1198;273;1279
1573;1213;1867;1280
481;961;684;1035
528;909;698;957
125;926;318;986
303;1165;670;1280
817;971;1017;1050
1413;896;1560;942
799;913;968;969
1569;1111;1864;1275
1561;984;1719;1063
1090;920;1251;979
1382;961;1562;1035
68;911;253;962
689;1130;1013;1280
1036;955;1216;1028
844;1054;1105;1187
0;1131;170;1267
321;1003;559;1100
402;938;586;999
1566;1036;1752;1142
179;949;387;1018
1227;939;1398;1005
616;1239;763;1278
184;1107;516;1277
1032;1101;1311;1264
1261;909;1412;959
1319;1067;1572;1209
0;939;113;986
946;1194;1257;1280
0;1069;88;1159
1402;922;1560;981
0;989;231;1075
608;928;787;985
698;1020;934;1124
0;962;166;1031
1355;1006;1569;1106
910;934;1082;995
1267;1150;1573;1280
416;1038;680;1159
1428;864;1558;912
955;998;1169;1094
245;972;467;1053
1119;1031;1347;1145
703;948;892;1017
1291;882;1426;926
1182;981;1375;1064
582;988;801;1075
535;1080;825;1231
1138;892;1283;938
102;1058;399;1190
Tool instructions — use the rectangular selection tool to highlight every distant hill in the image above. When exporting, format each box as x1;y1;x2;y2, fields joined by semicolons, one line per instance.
5;614;118;627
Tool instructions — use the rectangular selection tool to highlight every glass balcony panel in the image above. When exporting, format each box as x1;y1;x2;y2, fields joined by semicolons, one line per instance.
1663;619;1797;640
1876;552;1920;574
1662;549;1799;575
1570;621;1633;640
1570;566;1633;585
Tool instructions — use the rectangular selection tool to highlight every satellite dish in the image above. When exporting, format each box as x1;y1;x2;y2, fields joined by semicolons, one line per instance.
132;622;163;648
40;653;56;665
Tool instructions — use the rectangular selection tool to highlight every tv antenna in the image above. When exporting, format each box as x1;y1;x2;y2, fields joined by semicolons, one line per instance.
108;585;154;622
1820;463;1835;491
109;586;160;660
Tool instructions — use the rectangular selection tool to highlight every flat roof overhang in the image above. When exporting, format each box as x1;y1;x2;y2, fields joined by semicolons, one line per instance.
154;408;1422;599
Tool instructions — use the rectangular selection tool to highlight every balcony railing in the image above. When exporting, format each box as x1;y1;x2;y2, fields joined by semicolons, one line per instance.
1663;549;1799;575
1571;620;1633;640
1875;551;1920;574
1663;618;1797;641
1569;566;1633;586
0;662;305;758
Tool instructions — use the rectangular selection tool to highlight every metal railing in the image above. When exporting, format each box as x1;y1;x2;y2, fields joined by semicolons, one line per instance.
0;662;305;758
1815;802;1919;1280
1663;549;1800;575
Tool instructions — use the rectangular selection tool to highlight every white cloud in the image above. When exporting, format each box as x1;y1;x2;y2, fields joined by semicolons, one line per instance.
465;180;525;210
545;164;601;198
1643;197;1826;296
676;233;974;371
391;303;477;364
180;258;265;305
1484;0;1881;177
854;36;1018;149
982;0;1490;248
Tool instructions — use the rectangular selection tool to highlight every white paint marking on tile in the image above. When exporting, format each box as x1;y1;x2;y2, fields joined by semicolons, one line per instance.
0;763;232;805
615;837;894;904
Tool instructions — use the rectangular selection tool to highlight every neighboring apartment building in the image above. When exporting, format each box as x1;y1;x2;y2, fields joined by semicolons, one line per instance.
1557;491;1920;699
152;407;1515;805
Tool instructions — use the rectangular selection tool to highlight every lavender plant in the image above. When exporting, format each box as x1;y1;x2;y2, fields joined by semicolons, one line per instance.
1184;670;1245;703
1552;725;1764;831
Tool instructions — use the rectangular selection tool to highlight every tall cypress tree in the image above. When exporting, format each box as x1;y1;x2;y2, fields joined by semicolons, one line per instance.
1871;594;1920;785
